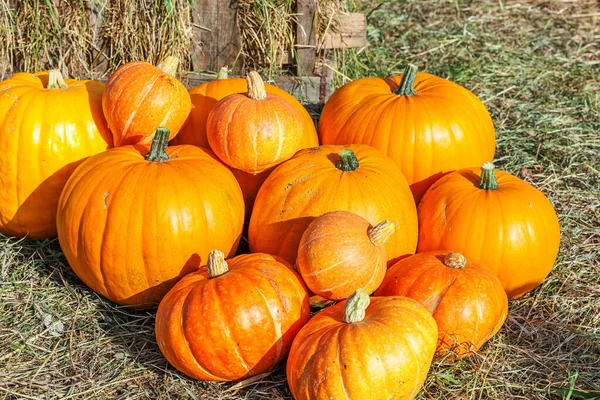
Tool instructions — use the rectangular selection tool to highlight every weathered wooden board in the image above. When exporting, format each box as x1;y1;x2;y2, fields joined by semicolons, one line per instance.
296;0;317;76
321;13;367;49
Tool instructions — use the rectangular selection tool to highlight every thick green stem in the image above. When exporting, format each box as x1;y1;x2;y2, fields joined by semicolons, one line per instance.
443;252;467;269
336;149;359;171
46;69;68;89
247;71;267;100
368;220;395;247
393;64;418;96
343;289;370;323
480;162;499;190
217;67;229;80
207;250;229;278
146;128;171;162
157;56;179;76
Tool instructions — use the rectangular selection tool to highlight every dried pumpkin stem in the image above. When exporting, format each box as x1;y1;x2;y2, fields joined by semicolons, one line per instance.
207;250;229;278
46;69;68;89
480;162;499;190
146;128;171;162
157;56;179;76
368;220;396;247
393;64;418;96
443;252;467;269
336;149;360;171
247;71;267;100
217;67;229;80
343;289;370;323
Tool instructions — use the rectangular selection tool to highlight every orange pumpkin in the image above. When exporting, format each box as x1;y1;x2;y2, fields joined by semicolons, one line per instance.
0;70;112;239
296;211;394;300
206;71;303;174
56;128;244;307
102;57;191;147
417;162;561;298
286;289;438;400
155;250;310;381
248;145;418;266
231;167;272;218
375;251;508;359
319;64;496;202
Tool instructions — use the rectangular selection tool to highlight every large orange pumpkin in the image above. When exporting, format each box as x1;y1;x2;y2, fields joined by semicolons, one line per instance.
319;64;496;202
56;128;244;307
0;70;112;239
375;251;508;359
417;162;561;298
248;145;418;265
286;289;438;400
156;250;310;381
102;57;191;147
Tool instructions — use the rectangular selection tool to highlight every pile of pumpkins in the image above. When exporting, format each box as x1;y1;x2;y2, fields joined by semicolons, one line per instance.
0;57;560;399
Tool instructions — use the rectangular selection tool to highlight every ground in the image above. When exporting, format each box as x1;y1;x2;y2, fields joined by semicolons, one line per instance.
1;0;599;399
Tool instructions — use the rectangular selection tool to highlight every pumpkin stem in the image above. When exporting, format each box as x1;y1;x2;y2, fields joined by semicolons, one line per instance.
443;252;467;269
480;162;499;190
157;56;179;76
343;289;370;323
247;71;267;100
336;149;360;172
217;66;229;80
393;64;418;96
146;128;171;162
207;250;229;278
368;220;395;247
46;69;68;89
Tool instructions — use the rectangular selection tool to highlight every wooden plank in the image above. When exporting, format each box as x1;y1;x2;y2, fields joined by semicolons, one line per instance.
296;0;317;76
321;13;367;50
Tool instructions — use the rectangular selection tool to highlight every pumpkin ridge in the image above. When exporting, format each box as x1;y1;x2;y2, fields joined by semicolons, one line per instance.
253;281;284;363
429;276;457;316
120;73;162;141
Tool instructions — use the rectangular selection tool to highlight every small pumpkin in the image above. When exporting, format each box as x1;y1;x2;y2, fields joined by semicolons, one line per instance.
375;251;508;359
156;250;310;381
417;162;561;298
286;289;438;400
56;128;244;307
319;64;496;202
248;145;418;266
206;71;303;174
102;56;192;147
0;70;112;239
296;211;395;301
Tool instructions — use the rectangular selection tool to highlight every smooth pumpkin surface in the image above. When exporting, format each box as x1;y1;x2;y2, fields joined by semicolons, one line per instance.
319;65;495;202
287;289;438;400
417;163;561;298
56;129;244;307
102;57;191;147
0;70;112;239
156;250;310;381
296;211;394;300
375;251;508;359
248;145;418;266
231;167;272;218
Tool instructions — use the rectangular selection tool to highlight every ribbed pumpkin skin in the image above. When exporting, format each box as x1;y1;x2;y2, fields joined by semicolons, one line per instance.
375;251;508;359
155;253;310;381
0;72;112;239
56;145;244;307
286;296;438;400
248;145;418;266
417;167;561;298
318;73;495;201
102;61;191;147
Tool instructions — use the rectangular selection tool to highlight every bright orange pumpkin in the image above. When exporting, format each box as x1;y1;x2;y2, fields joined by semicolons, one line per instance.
375;251;508;359
286;289;438;400
206;71;303;174
56;128;244;307
248;145;418;266
155;250;310;381
0;70;112;239
102;57;191;147
231;167;272;218
319;65;496;202
296;211;394;300
417;162;561;298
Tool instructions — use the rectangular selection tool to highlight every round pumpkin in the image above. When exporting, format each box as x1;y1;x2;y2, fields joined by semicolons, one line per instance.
102;56;192;147
319;64;496;202
156;249;310;381
375;251;508;359
56;128;244;307
248;145;418;266
206;71;303;174
0;70;112;239
286;289;438;400
296;210;394;301
417;162;561;298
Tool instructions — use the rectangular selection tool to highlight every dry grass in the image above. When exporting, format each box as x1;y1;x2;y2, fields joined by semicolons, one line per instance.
1;0;600;399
